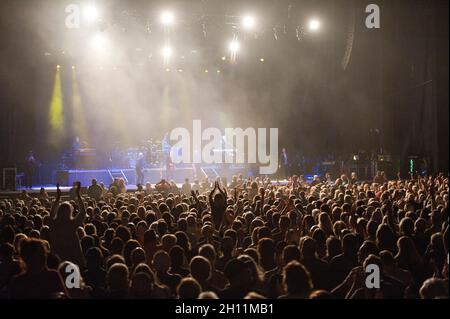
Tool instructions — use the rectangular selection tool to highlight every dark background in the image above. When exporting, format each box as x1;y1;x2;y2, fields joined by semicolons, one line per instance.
0;0;448;178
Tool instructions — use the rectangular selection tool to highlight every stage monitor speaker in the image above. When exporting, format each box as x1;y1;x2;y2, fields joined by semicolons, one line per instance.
2;168;17;191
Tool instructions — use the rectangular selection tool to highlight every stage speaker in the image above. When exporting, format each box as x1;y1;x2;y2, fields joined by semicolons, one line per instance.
56;171;69;186
2;168;17;191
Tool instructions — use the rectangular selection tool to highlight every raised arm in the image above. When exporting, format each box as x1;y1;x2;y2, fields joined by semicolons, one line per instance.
73;182;87;226
218;182;227;199
50;183;61;220
208;182;218;205
191;190;201;210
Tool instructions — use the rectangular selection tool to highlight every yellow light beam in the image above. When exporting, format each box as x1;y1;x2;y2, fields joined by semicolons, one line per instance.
49;65;63;146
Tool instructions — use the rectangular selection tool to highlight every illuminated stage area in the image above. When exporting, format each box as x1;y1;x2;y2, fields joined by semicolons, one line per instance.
0;0;448;303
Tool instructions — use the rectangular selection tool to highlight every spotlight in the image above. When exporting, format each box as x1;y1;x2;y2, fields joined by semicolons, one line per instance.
242;15;256;30
83;4;99;22
91;33;107;50
229;40;240;53
160;11;174;26
308;19;321;31
162;46;173;58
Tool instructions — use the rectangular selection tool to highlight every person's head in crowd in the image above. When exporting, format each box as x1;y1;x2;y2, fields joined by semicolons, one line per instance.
396;236;422;266
19;238;49;273
85;246;104;270
282;261;313;298
358;240;379;264
258;238;276;271
177;277;201;299
131;247;146;268
198;291;219;299
244;291;266;299
153;250;171;274
198;244;216;265
123;239;140;266
341;233;358;257
106;263;129;298
130;271;153;298
399;217;415;237
224;258;252;289
419;278;449;299
238;254;264;287
169;245;185;269
300;237;317;259
106;254;126;270
283;245;301;265
144;229;157;246
190;256;211;286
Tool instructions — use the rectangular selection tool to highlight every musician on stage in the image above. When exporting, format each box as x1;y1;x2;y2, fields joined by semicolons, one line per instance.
135;152;145;186
279;147;289;179
72;136;81;153
71;136;86;169
24;151;37;189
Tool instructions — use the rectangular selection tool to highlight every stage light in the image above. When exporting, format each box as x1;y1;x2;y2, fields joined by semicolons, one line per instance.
162;46;173;58
49;64;63;144
83;4;99;22
308;19;321;31
91;33;107;50
160;11;174;26
242;15;256;30
229;40;240;53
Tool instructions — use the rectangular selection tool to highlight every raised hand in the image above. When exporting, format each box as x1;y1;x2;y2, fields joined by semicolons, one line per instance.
56;183;61;201
51;183;62;219
76;181;81;198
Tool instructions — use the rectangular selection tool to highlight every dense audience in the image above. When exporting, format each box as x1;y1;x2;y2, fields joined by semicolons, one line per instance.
0;171;448;299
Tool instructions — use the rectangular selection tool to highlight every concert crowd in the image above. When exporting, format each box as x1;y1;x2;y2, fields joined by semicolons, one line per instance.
0;172;448;299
